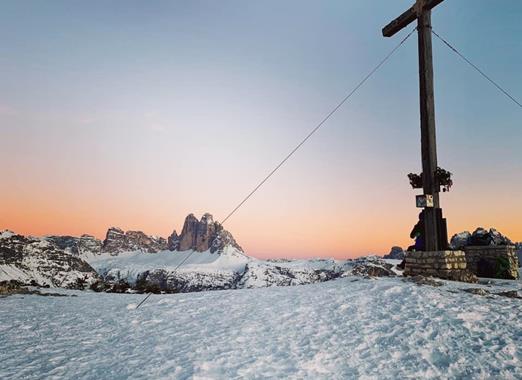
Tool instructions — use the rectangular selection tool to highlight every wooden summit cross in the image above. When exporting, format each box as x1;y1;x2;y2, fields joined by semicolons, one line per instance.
382;0;448;252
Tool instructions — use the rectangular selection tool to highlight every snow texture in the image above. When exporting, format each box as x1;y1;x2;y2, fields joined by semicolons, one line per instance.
1;276;521;379
87;249;364;291
89;246;250;284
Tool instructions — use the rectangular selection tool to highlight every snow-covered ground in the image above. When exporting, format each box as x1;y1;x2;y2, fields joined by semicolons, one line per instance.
88;246;250;284
1;276;521;379
87;248;361;291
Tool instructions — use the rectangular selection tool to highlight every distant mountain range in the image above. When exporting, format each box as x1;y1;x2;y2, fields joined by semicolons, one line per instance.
0;213;399;293
7;214;518;294
42;212;242;258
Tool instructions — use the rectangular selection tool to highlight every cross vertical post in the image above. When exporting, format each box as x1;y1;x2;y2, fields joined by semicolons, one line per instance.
382;0;446;252
417;8;439;251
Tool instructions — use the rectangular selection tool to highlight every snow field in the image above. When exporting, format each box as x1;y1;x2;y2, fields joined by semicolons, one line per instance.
1;276;521;379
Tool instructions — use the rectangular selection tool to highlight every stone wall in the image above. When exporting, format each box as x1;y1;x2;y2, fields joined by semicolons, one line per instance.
404;251;477;283
464;246;519;280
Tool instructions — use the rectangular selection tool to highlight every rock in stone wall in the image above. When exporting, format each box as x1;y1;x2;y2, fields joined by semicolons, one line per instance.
464;246;519;280
404;251;477;283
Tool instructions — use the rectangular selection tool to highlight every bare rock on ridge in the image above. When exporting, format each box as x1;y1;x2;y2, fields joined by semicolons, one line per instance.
45;234;102;257
0;232;99;288
101;227;168;254
383;246;405;260
176;213;243;253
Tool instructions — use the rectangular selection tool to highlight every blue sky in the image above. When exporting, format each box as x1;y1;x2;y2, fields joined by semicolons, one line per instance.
1;0;520;258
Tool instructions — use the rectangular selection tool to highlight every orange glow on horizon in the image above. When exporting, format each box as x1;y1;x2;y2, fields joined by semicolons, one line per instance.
2;185;521;260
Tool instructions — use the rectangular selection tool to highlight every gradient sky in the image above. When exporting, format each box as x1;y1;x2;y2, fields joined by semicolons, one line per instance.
1;0;521;259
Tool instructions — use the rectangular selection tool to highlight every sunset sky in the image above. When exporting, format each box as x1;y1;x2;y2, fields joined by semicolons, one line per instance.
1;0;521;259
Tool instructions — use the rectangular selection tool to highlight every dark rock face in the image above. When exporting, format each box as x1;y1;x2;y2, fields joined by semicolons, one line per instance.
0;233;99;288
471;228;512;246
450;231;472;250
516;243;522;268
102;227;125;253
0;280;71;297
406;275;444;287
98;213;242;255
45;235;102;256
178;214;204;251
176;213;243;253
451;228;513;249
210;227;242;254
383;246;405;260
463;288;489;296
167;230;179;251
101;227;168;254
134;269;242;293
352;264;395;277
351;257;396;277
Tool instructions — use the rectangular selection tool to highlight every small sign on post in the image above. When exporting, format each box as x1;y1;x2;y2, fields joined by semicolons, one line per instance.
416;194;434;208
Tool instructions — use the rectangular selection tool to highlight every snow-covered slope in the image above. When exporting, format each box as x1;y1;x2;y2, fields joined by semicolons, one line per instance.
0;229;398;292
237;259;352;288
89;246;251;292
0;232;99;288
1;276;521;379
88;249;398;292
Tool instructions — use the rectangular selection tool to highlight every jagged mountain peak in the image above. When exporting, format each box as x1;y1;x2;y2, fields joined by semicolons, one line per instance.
1;211;243;261
176;212;242;254
98;212;242;255
102;228;167;254
201;213;214;224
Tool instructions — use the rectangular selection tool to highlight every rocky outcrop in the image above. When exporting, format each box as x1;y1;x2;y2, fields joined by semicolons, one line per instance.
406;275;444;287
99;213;243;255
176;213;243;253
449;228;519;279
167;230;179;251
178;213;204;251
351;257;397;277
450;231;472;250
101;227;168;254
101;227;125;253
45;235;102;257
383;246;405;260
0;280;71;297
210;227;242;254
450;228;513;249
0;232;99;288
237;261;343;289
515;243;522;268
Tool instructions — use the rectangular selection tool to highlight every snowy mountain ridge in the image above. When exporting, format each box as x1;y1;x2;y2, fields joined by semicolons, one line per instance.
4;213;244;261
87;250;401;293
0;231;99;288
0;226;398;292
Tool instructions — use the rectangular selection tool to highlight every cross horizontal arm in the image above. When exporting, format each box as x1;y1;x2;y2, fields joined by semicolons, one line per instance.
382;0;444;37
